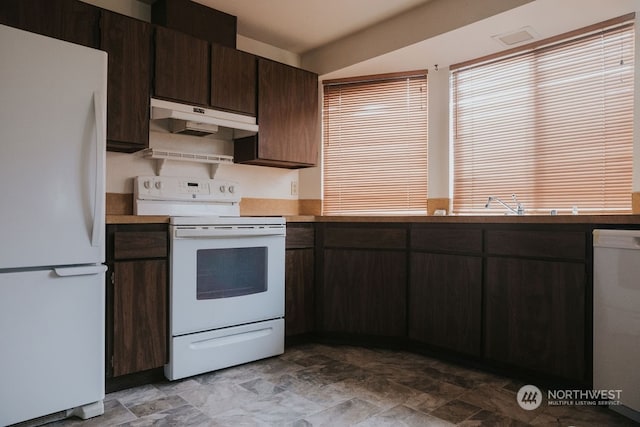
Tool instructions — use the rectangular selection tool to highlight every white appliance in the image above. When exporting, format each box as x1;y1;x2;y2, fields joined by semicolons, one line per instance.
593;229;640;422
150;98;258;138
134;176;285;381
0;25;107;426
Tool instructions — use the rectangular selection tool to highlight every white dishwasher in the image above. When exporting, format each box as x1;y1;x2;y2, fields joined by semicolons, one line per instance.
593;229;640;423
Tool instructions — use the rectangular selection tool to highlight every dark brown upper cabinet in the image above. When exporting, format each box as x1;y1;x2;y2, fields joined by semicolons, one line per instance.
0;0;100;48
235;58;319;168
100;11;151;152
154;26;209;107
210;44;256;116
151;0;236;48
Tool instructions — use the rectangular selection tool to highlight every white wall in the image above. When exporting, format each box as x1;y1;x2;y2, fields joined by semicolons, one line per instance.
237;35;299;67
634;13;640;192
427;67;450;200
80;0;149;20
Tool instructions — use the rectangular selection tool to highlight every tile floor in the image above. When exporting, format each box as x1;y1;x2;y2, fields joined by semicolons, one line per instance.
51;343;635;426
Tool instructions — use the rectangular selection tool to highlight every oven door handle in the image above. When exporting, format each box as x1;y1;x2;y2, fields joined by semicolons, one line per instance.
174;227;285;238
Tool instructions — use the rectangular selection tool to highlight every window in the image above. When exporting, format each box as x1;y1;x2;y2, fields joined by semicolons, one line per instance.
452;15;635;215
323;72;428;215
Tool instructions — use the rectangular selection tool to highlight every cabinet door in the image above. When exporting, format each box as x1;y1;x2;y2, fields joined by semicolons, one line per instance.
322;249;406;337
210;44;256;115
285;248;314;336
152;0;236;48
409;253;482;356
154;26;209;106
484;257;586;381
0;0;100;48
112;260;167;377
235;59;319;168
258;59;318;165
100;11;151;152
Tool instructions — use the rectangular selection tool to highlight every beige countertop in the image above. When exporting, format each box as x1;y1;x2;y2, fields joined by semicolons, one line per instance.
108;214;640;225
106;215;170;224
299;214;640;224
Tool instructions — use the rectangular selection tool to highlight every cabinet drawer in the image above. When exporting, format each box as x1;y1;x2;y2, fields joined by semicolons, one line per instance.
113;231;167;260
324;227;406;249
411;227;482;253
286;225;314;249
486;230;585;260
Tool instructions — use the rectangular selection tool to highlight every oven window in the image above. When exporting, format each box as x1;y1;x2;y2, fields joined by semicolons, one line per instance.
196;247;267;299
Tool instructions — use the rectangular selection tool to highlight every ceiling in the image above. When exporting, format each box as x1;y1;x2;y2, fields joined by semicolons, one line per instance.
190;0;638;79
193;0;431;54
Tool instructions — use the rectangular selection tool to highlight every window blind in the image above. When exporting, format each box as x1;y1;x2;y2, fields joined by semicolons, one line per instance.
452;19;634;215
323;73;428;215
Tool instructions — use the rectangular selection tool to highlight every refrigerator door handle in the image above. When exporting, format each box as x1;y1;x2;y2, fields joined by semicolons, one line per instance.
91;91;106;248
54;265;107;277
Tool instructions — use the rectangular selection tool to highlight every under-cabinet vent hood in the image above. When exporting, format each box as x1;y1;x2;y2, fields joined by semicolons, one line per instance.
150;98;258;138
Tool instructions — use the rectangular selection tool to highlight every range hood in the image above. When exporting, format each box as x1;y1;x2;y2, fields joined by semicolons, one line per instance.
150;98;258;138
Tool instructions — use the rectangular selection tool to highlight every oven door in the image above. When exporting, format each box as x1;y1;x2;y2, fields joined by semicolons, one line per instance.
170;224;285;336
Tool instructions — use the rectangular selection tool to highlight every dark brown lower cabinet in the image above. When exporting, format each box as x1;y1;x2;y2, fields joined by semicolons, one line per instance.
285;248;314;336
285;224;315;337
112;260;167;376
322;249;406;337
106;224;168;383
484;257;586;381
409;253;482;356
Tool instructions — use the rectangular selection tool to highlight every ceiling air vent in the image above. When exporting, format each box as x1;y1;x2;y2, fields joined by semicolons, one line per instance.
492;26;538;47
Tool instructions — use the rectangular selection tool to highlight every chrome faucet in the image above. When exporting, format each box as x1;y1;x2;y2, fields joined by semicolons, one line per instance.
485;194;525;215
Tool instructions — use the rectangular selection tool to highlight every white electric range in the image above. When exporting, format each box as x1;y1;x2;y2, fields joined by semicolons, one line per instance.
135;175;285;380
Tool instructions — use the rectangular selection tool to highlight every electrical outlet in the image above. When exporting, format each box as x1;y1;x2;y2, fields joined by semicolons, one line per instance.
290;180;298;196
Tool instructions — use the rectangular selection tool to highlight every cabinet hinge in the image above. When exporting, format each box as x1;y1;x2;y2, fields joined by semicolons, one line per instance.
110;272;115;285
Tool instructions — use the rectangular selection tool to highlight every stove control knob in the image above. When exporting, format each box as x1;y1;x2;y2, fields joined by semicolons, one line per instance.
143;180;152;189
228;186;235;194
219;185;226;193
155;181;163;190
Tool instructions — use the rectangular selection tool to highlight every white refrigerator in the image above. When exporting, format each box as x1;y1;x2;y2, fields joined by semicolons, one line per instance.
0;24;108;426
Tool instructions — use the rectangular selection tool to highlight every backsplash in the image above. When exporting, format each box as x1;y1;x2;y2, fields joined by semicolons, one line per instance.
106;127;300;202
106;125;299;215
106;191;314;216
